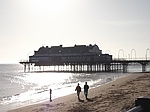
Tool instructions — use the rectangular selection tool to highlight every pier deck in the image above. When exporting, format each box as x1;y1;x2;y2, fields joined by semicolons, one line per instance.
20;59;150;73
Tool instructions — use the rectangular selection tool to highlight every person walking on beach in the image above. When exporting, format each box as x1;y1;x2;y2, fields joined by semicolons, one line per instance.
49;88;52;102
84;82;89;100
75;83;81;100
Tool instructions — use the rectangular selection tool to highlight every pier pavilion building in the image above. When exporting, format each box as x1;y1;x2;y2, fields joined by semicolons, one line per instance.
22;44;112;72
29;44;112;66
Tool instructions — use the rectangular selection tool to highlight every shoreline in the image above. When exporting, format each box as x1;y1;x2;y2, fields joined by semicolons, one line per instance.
8;72;150;112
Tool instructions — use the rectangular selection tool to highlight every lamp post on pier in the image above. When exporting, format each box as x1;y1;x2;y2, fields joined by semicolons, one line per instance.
146;48;150;60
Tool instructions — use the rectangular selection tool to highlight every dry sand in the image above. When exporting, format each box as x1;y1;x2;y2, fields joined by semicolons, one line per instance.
8;72;150;112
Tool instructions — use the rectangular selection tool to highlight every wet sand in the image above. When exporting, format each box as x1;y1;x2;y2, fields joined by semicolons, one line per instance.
8;72;150;112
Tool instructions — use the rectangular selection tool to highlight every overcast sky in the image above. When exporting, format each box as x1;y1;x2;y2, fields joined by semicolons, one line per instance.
0;0;150;63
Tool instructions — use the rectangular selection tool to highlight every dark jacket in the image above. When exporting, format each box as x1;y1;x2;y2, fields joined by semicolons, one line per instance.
75;86;81;92
84;85;89;91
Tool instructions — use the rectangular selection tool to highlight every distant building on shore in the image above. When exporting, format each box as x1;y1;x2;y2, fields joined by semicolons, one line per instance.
29;44;112;66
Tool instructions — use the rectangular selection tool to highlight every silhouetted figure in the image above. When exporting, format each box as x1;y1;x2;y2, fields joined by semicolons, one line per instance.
75;83;81;101
84;82;89;100
50;88;52;102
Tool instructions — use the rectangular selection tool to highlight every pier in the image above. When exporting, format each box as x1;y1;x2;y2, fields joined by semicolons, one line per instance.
19;44;150;73
20;59;150;73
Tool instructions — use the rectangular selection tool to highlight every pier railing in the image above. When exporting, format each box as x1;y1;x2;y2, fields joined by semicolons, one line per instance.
113;57;150;61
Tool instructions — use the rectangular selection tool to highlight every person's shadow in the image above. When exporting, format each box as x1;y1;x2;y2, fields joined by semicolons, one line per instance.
86;98;93;102
78;98;84;102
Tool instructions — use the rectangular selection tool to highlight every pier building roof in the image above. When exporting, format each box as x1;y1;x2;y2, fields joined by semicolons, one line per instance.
34;44;102;55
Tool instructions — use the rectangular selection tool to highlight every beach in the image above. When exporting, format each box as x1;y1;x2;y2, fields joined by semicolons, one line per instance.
8;72;150;112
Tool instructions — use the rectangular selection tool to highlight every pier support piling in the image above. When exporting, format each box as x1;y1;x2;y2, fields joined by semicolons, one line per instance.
123;63;128;73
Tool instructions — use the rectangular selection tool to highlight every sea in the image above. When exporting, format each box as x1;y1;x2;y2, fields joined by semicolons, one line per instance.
0;64;150;112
